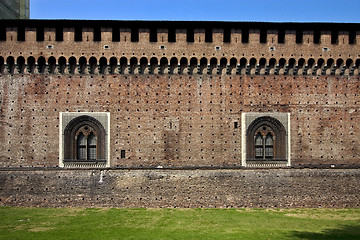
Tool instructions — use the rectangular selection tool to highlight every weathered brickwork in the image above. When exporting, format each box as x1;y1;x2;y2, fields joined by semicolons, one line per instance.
0;20;359;207
1;74;360;168
0;169;359;208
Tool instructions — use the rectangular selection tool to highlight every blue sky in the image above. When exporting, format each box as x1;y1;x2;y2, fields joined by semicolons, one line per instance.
30;0;360;23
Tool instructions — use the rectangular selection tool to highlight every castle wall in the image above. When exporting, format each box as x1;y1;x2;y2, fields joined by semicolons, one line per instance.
0;20;359;208
0;74;359;168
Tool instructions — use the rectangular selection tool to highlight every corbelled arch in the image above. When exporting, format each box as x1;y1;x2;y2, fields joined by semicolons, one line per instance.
0;53;359;75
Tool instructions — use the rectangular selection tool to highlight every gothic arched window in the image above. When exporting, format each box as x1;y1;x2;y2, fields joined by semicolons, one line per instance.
246;116;286;162
63;115;106;165
254;131;275;159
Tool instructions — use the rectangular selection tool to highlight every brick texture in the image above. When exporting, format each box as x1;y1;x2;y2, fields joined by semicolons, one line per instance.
0;74;360;167
0;20;359;208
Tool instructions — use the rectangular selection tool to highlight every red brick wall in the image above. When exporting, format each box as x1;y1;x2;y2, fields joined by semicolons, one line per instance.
1;74;359;168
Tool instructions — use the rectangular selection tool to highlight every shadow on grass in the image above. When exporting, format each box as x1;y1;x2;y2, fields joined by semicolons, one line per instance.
290;222;360;240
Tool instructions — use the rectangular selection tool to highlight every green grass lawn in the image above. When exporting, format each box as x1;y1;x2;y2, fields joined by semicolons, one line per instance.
0;207;359;240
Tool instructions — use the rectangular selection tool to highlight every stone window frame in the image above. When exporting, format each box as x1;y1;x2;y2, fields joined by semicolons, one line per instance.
59;112;110;168
241;113;290;167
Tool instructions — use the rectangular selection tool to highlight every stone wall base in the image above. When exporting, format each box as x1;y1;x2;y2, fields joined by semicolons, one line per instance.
0;168;359;208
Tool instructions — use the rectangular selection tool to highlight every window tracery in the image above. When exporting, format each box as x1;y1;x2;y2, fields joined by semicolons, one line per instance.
254;127;275;159
246;116;286;163
75;126;97;160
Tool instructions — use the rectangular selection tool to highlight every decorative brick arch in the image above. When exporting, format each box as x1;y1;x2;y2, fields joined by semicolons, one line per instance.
63;115;106;163
246;116;286;161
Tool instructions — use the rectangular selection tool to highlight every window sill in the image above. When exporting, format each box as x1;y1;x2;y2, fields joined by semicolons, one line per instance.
63;159;107;168
246;159;288;168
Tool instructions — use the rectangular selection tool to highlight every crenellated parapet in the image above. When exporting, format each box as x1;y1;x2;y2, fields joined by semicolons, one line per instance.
0;20;359;76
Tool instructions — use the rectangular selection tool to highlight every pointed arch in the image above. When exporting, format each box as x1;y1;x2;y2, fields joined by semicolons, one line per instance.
246;116;286;161
63;115;106;163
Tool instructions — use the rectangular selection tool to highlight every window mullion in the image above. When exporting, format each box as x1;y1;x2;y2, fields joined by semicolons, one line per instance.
262;136;266;160
85;136;88;160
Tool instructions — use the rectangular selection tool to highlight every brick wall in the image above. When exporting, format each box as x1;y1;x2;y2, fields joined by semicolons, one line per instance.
0;20;360;208
1;74;359;168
